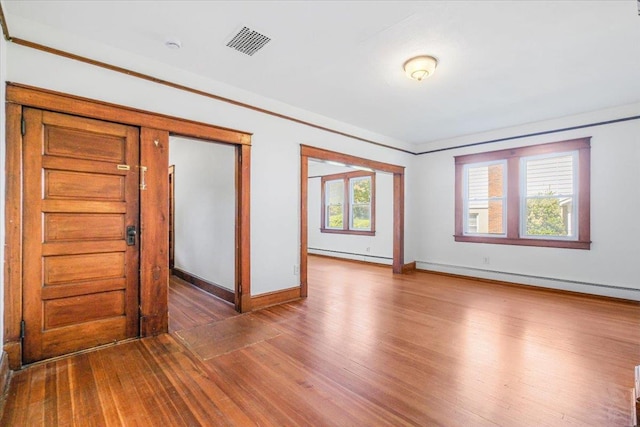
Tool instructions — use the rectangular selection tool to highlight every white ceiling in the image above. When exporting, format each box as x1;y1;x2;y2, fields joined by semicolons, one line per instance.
3;1;640;149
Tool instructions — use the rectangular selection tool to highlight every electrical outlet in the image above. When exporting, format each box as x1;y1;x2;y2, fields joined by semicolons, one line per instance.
483;257;490;265
293;265;300;275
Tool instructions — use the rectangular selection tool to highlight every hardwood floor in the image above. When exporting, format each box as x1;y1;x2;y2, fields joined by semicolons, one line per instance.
168;275;238;333
1;256;639;426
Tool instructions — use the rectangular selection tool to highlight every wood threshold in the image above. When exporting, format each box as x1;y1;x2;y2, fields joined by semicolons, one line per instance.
172;268;235;304
251;287;301;311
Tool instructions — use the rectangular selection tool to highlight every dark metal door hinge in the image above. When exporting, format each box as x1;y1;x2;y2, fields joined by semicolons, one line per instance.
21;117;26;136
20;320;25;339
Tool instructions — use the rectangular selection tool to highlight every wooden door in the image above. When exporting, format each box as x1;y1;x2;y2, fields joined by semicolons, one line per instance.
22;108;140;363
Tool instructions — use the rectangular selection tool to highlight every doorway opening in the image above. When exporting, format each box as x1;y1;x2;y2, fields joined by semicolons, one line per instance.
307;159;394;264
300;145;406;297
167;136;238;332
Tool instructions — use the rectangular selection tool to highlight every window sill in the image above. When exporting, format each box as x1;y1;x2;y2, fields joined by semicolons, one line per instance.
321;228;375;236
453;235;591;250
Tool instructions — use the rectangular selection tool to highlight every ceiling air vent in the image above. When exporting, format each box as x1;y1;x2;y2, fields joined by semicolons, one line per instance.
226;26;271;56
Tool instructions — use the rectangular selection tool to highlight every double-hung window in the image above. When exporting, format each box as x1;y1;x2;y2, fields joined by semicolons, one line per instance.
455;137;590;249
321;171;375;235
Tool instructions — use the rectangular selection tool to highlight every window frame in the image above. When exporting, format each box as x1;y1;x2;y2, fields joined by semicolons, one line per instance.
321;170;376;236
454;137;591;249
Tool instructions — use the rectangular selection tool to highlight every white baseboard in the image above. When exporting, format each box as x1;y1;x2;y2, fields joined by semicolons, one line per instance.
416;261;640;301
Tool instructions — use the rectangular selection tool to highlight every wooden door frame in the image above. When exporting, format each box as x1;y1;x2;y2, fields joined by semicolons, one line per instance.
300;145;406;297
168;165;175;271
3;83;252;369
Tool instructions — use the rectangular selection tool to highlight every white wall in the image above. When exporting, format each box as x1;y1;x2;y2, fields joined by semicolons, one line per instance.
169;137;235;290
4;20;637;308
413;102;640;300
307;162;394;264
4;40;414;296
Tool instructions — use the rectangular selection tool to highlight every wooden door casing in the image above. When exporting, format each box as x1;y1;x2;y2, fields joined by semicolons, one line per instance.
168;165;175;271
22;108;140;363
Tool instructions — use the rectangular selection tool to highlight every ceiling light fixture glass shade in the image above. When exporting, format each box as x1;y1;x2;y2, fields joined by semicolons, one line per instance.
403;55;438;81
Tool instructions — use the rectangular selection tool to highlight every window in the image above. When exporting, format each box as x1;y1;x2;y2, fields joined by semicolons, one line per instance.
321;171;375;235
455;137;590;249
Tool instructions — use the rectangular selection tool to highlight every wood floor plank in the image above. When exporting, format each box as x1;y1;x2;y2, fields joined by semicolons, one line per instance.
1;256;638;425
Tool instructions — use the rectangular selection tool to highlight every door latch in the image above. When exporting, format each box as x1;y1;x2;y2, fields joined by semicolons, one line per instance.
126;225;137;246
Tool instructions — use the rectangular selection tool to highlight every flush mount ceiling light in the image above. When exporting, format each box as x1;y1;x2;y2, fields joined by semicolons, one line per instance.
403;55;438;81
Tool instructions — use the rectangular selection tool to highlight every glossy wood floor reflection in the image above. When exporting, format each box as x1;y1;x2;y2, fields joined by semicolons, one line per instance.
168;275;238;333
2;256;639;426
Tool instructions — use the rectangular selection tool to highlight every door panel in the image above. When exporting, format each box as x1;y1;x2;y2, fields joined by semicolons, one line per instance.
45;170;125;200
45;121;126;162
45;213;125;241
43;253;125;284
44;291;125;329
23;108;140;363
